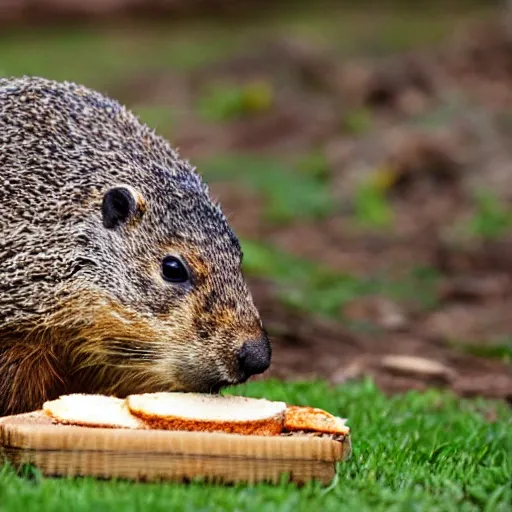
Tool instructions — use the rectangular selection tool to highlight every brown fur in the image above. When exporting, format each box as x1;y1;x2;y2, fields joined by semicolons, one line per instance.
1;77;270;416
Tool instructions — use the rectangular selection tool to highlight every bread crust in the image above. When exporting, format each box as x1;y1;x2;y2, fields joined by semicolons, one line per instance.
284;406;349;435
128;411;284;436
126;393;286;436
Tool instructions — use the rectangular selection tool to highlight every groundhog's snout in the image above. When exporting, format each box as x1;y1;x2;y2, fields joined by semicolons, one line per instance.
237;334;272;380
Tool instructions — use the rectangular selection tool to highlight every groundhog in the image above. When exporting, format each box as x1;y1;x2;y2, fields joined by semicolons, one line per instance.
0;76;271;417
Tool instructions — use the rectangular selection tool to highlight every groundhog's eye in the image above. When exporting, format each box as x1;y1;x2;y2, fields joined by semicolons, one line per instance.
162;256;189;284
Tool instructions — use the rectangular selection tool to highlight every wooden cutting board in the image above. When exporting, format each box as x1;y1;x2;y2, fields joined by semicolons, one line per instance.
0;412;351;485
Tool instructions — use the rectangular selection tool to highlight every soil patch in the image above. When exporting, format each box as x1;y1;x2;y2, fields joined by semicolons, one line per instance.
113;14;512;400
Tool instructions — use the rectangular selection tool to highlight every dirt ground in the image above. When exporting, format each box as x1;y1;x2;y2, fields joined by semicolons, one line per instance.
110;14;512;402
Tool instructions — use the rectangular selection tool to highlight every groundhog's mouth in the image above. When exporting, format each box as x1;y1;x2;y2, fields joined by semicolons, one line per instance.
178;372;247;395
207;380;232;395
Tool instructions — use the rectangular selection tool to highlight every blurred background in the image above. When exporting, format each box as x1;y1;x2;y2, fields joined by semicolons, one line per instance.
2;0;511;401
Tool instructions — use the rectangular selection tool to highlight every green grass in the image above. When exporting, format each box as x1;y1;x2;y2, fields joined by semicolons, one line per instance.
199;154;336;224
341;107;374;136
466;191;512;241
450;338;512;365
0;1;495;90
236;1;497;56
241;239;441;317
1;379;511;511
133;105;176;137
445;191;512;245
197;81;274;122
199;151;396;232
0;24;243;88
353;180;394;230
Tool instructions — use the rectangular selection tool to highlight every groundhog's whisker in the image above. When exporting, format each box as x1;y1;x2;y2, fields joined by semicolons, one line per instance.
104;348;157;362
108;348;154;355
105;341;162;355
106;343;155;352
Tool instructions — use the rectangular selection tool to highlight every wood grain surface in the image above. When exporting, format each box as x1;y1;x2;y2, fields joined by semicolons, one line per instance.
0;412;351;485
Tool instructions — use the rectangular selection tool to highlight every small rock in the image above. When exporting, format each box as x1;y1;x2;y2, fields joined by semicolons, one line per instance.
380;354;457;382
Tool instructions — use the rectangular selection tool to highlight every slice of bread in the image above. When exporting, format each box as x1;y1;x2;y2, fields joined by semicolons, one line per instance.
284;406;349;435
42;394;146;429
126;392;287;436
41;393;349;438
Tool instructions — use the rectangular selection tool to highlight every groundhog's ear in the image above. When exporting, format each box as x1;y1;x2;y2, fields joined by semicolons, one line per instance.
102;186;144;229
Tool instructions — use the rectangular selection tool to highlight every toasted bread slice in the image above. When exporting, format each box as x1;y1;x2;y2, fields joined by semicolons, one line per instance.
284;406;349;435
126;392;287;436
43;394;146;429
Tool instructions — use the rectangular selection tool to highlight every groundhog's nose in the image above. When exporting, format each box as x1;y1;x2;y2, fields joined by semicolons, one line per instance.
237;335;271;379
